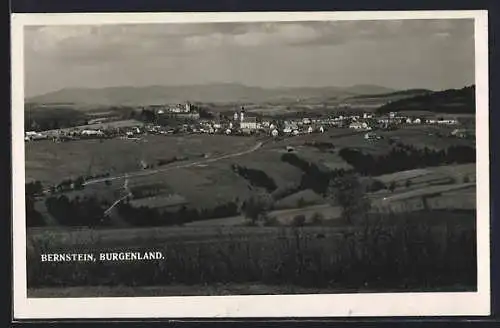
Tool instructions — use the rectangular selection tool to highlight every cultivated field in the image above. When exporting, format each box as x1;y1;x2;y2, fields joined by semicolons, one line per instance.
25;134;259;184
27;124;477;228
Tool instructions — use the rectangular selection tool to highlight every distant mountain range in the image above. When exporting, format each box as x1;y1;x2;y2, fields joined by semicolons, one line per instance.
376;85;475;114
26;83;397;106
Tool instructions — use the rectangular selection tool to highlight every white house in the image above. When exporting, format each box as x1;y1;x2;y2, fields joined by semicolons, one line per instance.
25;131;45;141
307;126;313;134
349;122;369;130
413;118;422;124
169;107;183;113
240;117;258;130
438;119;458;125
81;129;104;136
319;126;325;133
364;132;379;140
271;129;279;137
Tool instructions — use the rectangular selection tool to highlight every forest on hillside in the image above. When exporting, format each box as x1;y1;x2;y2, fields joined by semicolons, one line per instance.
376;86;475;114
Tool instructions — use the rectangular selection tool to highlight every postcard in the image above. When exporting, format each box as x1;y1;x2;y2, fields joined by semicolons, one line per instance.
11;10;490;319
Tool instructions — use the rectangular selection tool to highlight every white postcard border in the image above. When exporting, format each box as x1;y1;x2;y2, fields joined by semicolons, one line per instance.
11;10;490;319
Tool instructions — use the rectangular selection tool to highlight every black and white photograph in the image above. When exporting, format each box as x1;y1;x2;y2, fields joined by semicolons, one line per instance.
11;11;490;319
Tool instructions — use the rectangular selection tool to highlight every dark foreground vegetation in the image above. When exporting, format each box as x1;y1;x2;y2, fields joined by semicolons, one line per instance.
27;210;476;293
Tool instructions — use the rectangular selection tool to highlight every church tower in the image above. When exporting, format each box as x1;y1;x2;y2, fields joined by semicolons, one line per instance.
240;107;245;122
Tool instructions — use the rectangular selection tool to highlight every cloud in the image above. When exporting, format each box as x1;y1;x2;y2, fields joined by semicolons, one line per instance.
25;19;473;61
23;19;475;96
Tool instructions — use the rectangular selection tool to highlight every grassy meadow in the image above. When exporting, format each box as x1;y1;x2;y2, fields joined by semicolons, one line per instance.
27;210;476;296
25;134;258;184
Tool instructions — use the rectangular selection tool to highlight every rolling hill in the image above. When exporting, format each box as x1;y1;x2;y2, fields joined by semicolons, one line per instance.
26;83;396;106
376;86;475;115
348;89;433;100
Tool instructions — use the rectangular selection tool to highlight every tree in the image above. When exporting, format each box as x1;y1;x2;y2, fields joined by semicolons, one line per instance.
328;173;371;224
242;193;273;224
292;214;306;227
368;179;386;192
74;176;85;190
310;212;324;225
297;197;307;208
388;181;396;193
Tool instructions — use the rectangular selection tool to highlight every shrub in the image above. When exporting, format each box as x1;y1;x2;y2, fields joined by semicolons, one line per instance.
328;173;371;224
310;212;324;225
297;197;307;208
262;215;281;227
367;179;386;192
242;193;273;224
292;214;306;227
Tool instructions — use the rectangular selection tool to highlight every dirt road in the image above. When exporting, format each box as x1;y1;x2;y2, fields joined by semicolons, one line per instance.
83;140;264;186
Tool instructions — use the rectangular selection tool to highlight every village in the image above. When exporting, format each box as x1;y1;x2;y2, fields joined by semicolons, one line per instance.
24;102;473;143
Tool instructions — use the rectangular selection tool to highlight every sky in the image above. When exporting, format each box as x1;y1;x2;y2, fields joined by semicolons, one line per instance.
24;19;475;97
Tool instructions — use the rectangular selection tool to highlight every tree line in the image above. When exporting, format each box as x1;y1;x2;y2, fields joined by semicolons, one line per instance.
376;85;475;115
45;195;112;227
338;143;475;176
117;201;239;227
281;153;351;195
26;181;46;227
231;164;277;192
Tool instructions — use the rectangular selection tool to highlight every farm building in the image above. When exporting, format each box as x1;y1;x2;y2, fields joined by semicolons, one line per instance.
364;132;380;140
